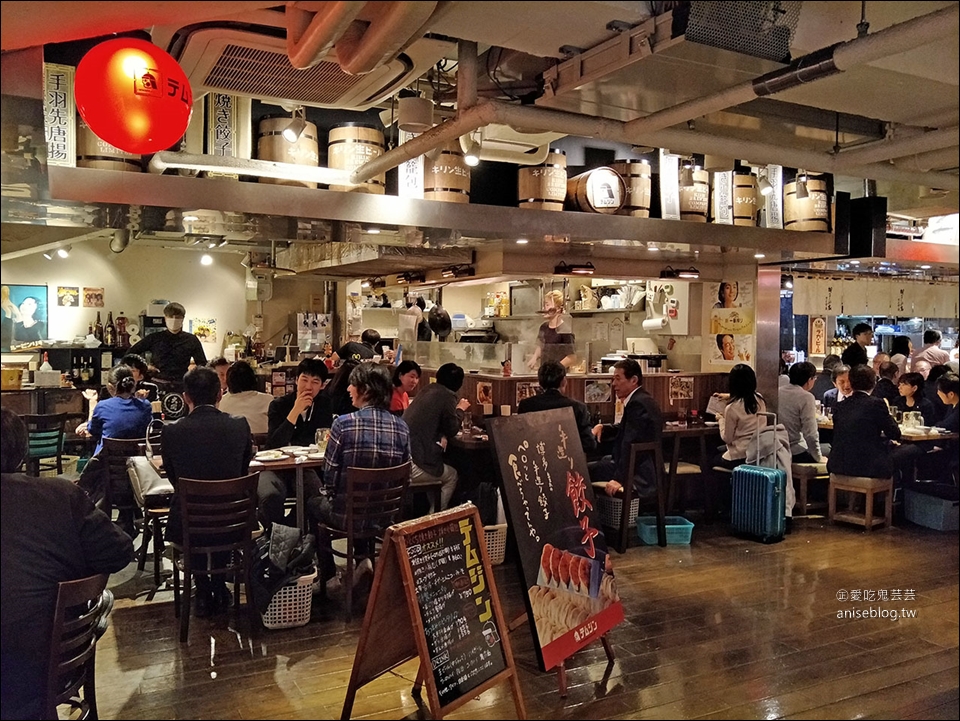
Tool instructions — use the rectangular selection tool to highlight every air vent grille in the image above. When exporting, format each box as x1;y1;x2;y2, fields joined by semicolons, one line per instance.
685;1;802;63
206;44;366;105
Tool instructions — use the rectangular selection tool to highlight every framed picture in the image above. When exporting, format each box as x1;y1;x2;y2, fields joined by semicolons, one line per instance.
83;287;104;307
57;286;79;307
2;284;49;351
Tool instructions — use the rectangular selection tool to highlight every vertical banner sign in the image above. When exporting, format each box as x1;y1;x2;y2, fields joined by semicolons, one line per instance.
763;164;783;229
488;407;625;672
398;129;424;199
810;317;827;356
43;63;76;167
713;170;733;224
206;93;238;179
659;149;681;220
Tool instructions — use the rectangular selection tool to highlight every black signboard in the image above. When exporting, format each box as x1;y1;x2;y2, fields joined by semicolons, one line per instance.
406;513;507;705
342;505;525;720
488;407;625;671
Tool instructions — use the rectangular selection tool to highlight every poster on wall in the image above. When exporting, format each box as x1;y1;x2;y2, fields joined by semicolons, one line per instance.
190;318;217;344
703;280;756;371
57;286;79;307
82;287;104;307
2;284;49;351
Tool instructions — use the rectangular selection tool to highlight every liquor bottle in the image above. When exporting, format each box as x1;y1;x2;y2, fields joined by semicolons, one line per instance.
87;321;95;338
104;311;116;347
94;312;104;343
39;352;53;371
114;311;128;348
72;355;81;382
80;357;92;383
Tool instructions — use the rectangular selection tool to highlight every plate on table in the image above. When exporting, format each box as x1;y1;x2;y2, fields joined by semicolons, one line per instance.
254;450;288;462
280;445;310;455
704;421;719;427
306;452;325;460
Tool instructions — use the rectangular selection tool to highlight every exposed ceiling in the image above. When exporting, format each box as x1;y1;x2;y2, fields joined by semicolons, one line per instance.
1;1;958;271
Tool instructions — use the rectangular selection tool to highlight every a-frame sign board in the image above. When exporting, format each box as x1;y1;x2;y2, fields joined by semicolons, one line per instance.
341;504;526;720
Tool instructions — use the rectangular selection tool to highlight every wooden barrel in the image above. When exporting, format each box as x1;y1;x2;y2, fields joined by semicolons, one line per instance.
257;115;319;188
679;168;709;222
611;159;651;217
518;149;566;210
565;167;625;214
76;118;141;172
327;123;385;194
424;141;470;203
784;175;829;231
732;173;758;226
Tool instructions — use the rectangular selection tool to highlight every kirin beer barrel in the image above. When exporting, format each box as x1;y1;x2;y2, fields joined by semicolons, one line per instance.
424;141;470;203
679;168;709;222
565;167;625;214
327;123;385;194
257;115;319;188
784;174;830;231
518;149;566;211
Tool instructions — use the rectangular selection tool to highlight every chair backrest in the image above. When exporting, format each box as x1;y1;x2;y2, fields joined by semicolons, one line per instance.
177;473;260;573
250;433;269;453
344;461;412;540
43;572;109;720
608;441;664;554
22;413;67;462
100;437;147;515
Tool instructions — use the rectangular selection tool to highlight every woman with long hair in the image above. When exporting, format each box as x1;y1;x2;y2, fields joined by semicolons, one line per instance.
708;364;767;516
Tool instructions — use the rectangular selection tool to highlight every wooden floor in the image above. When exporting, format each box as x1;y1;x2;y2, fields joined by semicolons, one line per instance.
97;515;959;720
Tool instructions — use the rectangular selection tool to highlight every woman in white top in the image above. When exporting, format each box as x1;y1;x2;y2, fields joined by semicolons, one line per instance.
709;364;767;516
218;360;273;435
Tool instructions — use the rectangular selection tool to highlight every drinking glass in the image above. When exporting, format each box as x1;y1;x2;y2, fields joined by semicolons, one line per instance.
315;427;331;454
677;408;687;428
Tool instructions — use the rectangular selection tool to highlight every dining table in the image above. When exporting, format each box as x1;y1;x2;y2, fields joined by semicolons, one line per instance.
817;418;959;444
249;449;326;534
661;422;722;514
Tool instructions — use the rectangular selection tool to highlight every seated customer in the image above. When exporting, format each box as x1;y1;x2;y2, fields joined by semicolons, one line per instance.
311;363;411;578
811;354;841;402
711;364;767;473
208;356;230;397
323;359;359;418
80;364;153;455
262;359;331;530
871;361;900;405
1;408;133;720
827;365;900;480
120;353;160;403
924;365;952;425
589;359;663;499
779;361;825;463
893;372;936;426
403;363;470;511
519;361;597;455
390;360;421;415
161;367;253;617
219;360;273;434
822;364;853;411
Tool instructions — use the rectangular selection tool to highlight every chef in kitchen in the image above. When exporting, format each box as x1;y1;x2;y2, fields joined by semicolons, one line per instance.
527;290;577;370
127;302;207;387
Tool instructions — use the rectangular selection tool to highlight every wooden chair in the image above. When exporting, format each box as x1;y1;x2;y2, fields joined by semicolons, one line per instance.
126;456;174;587
611;441;665;554
170;472;260;643
99;437;146;529
42;573;109;721
22;413;67;476
250;433;269;453
316;461;412;620
829;473;894;531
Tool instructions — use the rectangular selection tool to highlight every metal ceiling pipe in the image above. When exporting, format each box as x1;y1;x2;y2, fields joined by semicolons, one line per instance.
286;1;365;70
335;1;437;75
837;126;960;167
893;146;960;174
457;39;478;111
621;3;959;138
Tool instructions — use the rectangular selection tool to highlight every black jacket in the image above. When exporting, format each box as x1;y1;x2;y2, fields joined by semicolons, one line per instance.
871;377;899;405
827;391;901;479
266;391;333;449
841;343;868;369
599;388;663;492
518;388;597;454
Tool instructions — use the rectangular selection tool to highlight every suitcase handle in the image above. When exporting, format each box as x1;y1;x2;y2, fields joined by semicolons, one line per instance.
752;411;779;469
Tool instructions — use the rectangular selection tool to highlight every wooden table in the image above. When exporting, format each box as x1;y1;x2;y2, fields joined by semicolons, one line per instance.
818;419;958;444
249;453;325;533
662;423;721;513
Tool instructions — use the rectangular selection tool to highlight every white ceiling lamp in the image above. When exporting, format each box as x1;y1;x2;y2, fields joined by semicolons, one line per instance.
57;245;71;258
462;133;482;167
757;168;774;197
795;170;809;199
398;95;434;133
282;106;308;143
42;251;54;260
200;254;213;266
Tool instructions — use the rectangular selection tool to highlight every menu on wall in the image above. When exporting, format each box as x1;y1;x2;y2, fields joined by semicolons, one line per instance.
488;407;624;672
342;506;524;720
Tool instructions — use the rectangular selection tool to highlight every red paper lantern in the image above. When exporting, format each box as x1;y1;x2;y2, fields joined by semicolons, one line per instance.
74;38;193;155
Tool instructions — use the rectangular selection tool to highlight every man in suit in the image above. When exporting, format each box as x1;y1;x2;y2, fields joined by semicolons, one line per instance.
871;361;900;405
827;365;901;479
162;366;253;617
811;354;841;402
822;364;853;411
519;361;597;455
588;358;663;498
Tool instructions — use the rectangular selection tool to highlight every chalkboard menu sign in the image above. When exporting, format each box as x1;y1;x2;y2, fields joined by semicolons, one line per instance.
488;407;625;672
407;514;507;705
342;505;525;720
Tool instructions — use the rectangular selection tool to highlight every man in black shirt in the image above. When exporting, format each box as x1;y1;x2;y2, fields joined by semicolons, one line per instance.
128;302;207;385
871;361;900;405
519;361;597;455
840;322;872;369
331;328;380;364
261;358;331;530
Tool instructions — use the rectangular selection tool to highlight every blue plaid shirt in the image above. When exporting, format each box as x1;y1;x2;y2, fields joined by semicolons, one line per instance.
323;406;411;510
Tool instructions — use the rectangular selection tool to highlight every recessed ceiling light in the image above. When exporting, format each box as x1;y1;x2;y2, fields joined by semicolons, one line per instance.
849;260;861;265
516;238;528;244
920;264;931;269
754;253;765;259
200;254;213;266
647;244;659;251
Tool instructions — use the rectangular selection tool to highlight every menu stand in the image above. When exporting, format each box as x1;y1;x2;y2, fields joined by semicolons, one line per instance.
341;505;526;720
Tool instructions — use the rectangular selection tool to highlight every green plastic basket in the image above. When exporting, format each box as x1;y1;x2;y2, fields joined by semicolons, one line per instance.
636;516;694;545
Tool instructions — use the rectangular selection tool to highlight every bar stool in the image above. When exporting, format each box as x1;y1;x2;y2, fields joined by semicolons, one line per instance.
791;463;829;516
828;473;894;531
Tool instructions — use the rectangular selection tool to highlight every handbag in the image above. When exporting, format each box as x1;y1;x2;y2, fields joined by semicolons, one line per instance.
126;457;174;510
